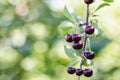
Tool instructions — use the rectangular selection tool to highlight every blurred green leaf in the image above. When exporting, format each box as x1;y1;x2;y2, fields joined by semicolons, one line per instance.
64;45;77;58
82;59;94;66
90;19;103;37
58;21;74;30
69;57;80;66
90;19;98;28
95;3;110;12
103;0;114;2
94;28;103;37
74;49;82;56
58;21;74;37
60;30;70;37
77;16;85;23
64;6;79;23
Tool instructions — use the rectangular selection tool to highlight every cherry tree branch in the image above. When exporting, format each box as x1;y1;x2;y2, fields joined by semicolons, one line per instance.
78;4;90;80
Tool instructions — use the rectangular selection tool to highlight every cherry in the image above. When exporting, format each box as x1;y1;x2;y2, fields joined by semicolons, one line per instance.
72;42;83;50
84;0;94;4
84;51;95;59
67;66;76;74
85;25;95;35
72;34;81;42
83;68;93;77
76;69;83;76
65;34;73;42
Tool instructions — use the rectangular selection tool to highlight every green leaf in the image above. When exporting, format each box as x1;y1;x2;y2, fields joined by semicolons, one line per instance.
94;28;103;37
58;21;74;37
77;16;85;23
82;59;94;66
69;57;80;66
95;3;110;12
90;19;98;28
87;38;92;51
64;45;77;58
64;6;72;20
60;30;69;37
58;21;74;30
74;50;82;56
103;0;114;2
90;19;103;37
64;6;79;23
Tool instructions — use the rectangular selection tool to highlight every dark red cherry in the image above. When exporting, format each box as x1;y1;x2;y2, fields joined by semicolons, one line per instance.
84;0;94;4
72;34;81;42
83;68;93;77
85;25;94;35
72;42;83;50
84;51;95;60
67;66;76;74
65;34;73;42
76;69;83;76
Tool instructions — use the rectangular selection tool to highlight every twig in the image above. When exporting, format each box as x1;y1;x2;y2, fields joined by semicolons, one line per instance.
78;4;90;80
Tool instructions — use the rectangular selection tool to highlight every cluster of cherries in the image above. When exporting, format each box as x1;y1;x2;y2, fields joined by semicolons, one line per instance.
65;34;83;50
67;66;93;77
67;50;95;77
65;25;95;77
65;0;95;78
65;25;95;50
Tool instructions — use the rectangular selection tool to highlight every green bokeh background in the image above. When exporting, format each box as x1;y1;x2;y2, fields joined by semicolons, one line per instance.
0;0;120;80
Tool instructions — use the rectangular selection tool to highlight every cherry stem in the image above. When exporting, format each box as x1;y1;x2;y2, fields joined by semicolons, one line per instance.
78;4;90;80
86;4;90;26
78;76;80;80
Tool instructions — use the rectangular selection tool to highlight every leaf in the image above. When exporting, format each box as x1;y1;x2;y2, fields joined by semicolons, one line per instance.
82;59;94;66
103;0;114;2
64;45;77;58
69;57;80;66
95;3;110;12
58;21;74;37
60;30;69;37
90;19;98;28
94;28;103;37
90;19;103;37
74;49;82;56
77;16;85;23
58;21;74;30
64;6;79;23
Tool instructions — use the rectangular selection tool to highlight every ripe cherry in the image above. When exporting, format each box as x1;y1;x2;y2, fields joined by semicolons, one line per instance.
72;34;81;42
83;68;93;77
67;66;76;74
84;0;94;4
84;51;95;60
76;69;83;76
85;25;94;35
65;34;73;42
72;42;83;50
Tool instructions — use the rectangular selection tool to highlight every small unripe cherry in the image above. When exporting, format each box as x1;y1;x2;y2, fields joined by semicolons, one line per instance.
83;68;93;77
84;0;94;4
65;34;73;42
85;25;95;35
84;51;95;60
76;69;83;76
72;34;81;42
72;42;83;50
67;66;76;74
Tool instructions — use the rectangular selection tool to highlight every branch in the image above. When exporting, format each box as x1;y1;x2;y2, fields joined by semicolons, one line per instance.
78;4;90;80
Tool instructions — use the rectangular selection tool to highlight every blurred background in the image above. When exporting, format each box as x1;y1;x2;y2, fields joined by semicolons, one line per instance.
0;0;120;80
